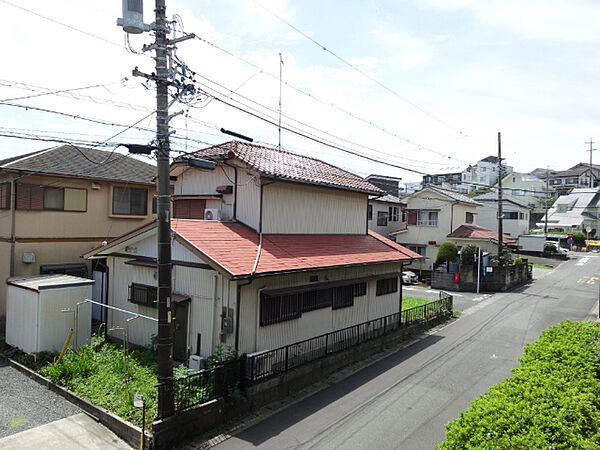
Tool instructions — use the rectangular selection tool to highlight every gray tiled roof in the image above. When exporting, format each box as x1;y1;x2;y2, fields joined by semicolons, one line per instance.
0;145;156;184
180;141;383;195
474;192;531;208
424;185;481;205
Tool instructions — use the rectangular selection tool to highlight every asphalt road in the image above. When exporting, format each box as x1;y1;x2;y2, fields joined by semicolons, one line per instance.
211;254;598;449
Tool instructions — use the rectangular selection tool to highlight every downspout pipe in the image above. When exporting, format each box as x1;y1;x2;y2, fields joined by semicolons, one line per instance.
10;177;17;277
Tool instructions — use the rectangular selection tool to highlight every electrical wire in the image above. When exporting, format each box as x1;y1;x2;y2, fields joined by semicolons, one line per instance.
249;0;463;135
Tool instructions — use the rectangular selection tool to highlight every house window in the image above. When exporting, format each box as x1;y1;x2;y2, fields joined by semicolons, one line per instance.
515;189;525;196
332;285;355;310
113;187;148;215
173;199;206;219
466;212;474;224
129;283;157;308
377;211;388;226
354;282;367;297
0;183;11;209
481;167;486;172
301;289;332;312
376;277;398;296
16;184;86;211
389;206;399;222
418;211;438;226
260;293;301;326
512;177;516;182
407;245;425;256
401;210;407;223
367;204;373;221
504;211;518;220
519;212;525;220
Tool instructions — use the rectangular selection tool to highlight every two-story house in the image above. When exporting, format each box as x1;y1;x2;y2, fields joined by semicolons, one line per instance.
545;163;600;195
473;193;532;237
367;194;407;239
390;185;480;270
84;141;421;361
538;187;600;233
474;156;513;187
0;145;157;318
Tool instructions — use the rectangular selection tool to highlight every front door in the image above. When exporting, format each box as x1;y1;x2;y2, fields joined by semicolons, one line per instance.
173;301;189;362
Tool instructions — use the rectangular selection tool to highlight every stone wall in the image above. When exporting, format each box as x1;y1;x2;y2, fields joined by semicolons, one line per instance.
431;262;531;292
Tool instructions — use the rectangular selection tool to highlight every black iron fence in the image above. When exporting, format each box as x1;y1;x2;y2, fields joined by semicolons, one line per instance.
158;294;453;417
157;358;241;418
244;294;453;383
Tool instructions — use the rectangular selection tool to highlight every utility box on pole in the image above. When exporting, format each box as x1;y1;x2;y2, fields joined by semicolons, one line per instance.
117;0;146;34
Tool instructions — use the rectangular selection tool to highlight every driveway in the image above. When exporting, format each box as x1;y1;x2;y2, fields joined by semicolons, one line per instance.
0;359;130;449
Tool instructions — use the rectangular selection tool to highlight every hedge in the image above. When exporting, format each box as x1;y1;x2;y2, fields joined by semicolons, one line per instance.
438;321;600;449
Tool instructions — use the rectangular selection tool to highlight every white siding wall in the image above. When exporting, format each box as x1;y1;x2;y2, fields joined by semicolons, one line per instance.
237;263;402;354
476;202;529;237
262;182;367;234
236;169;261;231
368;200;406;237
6;286;39;353
105;256;220;356
174;166;232;196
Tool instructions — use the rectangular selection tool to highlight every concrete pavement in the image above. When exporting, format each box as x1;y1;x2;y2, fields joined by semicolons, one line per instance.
0;413;131;449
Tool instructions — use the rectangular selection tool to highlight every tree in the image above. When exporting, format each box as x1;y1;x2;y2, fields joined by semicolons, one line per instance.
460;244;477;265
572;232;585;247
435;241;458;268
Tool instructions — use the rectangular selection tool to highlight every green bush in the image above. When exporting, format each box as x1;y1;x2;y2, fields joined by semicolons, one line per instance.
460;245;477;265
438;321;600;449
573;232;586;247
544;243;558;253
435;242;458;268
513;257;523;265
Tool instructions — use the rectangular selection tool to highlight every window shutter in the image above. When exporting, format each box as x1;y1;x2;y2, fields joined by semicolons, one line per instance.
173;199;206;219
16;184;43;210
64;188;87;211
407;211;417;225
0;183;10;209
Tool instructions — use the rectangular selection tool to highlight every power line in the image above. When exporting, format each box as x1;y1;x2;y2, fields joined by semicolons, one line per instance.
0;80;127;102
0;0;124;49
192;35;470;165
249;0;463;135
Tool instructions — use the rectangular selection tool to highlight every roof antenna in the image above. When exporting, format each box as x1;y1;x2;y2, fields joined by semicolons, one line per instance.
278;52;284;150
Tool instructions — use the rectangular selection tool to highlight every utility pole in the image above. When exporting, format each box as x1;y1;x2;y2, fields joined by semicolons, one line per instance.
278;53;283;150
585;138;597;188
497;132;503;256
154;0;174;419
544;168;549;242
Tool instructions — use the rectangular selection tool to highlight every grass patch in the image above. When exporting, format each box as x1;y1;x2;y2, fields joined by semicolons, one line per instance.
402;297;430;310
529;262;554;269
37;336;158;429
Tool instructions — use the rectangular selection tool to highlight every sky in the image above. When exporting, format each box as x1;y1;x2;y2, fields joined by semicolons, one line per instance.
1;0;599;183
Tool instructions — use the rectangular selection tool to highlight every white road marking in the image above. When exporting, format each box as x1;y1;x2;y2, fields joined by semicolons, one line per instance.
426;290;438;294
462;295;497;316
403;287;416;291
576;257;591;266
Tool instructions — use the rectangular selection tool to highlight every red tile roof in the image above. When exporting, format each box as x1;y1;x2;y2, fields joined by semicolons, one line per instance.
172;220;421;278
176;141;383;195
447;224;517;244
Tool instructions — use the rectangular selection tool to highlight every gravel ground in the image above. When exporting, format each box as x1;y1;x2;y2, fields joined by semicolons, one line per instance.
0;360;82;438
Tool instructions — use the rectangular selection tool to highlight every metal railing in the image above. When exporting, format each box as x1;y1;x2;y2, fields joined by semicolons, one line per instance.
158;295;453;417
245;294;453;383
157;358;241;418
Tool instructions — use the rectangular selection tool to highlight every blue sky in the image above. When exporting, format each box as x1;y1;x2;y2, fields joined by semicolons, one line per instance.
1;0;599;182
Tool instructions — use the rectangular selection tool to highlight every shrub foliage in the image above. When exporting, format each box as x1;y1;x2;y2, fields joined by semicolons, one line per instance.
438;321;600;449
435;241;458;268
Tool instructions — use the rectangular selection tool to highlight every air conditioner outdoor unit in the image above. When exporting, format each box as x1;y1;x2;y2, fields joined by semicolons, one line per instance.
189;354;207;371
204;208;220;221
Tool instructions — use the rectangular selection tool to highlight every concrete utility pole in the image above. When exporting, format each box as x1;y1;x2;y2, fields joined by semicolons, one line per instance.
585;138;597;188
544;168;549;242
497;132;503;257
154;0;174;418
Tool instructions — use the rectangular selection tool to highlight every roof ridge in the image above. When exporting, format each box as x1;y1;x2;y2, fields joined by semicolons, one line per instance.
0;146;58;167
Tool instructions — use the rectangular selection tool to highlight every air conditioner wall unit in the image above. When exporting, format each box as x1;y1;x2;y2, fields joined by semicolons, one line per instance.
204;208;220;221
189;354;207;371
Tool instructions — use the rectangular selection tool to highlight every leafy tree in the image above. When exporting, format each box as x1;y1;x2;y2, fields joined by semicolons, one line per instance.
512;256;523;265
459;244;477;265
544;243;557;253
468;186;494;197
435;241;458;268
573;232;585;247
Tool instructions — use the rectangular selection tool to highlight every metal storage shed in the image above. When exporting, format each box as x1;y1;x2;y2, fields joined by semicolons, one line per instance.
6;274;94;354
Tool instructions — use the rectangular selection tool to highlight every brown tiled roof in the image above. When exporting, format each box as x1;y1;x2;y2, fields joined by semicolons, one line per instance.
448;224;517;244
0;145;156;184
178;141;383;195
172;220;420;278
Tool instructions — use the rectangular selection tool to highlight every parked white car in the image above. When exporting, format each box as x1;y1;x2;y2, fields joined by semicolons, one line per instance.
402;271;418;284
